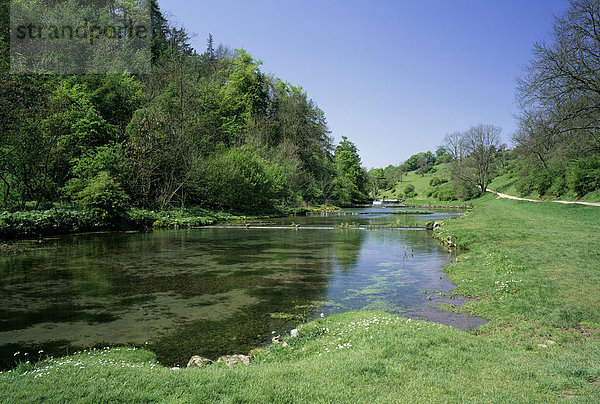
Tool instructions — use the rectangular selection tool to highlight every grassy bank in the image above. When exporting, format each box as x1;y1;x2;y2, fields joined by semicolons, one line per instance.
2;311;598;403
436;194;600;329
1;195;599;402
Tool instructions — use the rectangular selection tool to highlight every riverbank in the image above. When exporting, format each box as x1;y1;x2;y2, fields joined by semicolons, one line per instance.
1;195;599;402
2;309;598;402
0;205;340;242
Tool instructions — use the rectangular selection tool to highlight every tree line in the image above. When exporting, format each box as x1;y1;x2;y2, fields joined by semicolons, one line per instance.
0;0;369;224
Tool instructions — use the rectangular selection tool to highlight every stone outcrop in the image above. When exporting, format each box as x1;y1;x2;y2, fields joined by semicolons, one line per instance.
217;354;250;367
187;356;213;368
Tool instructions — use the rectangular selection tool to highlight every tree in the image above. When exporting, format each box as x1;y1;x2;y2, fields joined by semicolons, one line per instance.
447;124;501;195
367;168;389;197
517;0;600;133
435;147;451;164
383;164;402;185
332;137;368;206
443;131;466;162
514;0;600;197
401;151;435;173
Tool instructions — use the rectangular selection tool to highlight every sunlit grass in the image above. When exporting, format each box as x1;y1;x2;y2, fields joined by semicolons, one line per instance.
2;312;598;403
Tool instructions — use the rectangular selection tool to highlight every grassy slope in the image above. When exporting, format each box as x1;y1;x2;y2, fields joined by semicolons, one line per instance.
489;172;600;203
377;165;446;199
1;194;600;402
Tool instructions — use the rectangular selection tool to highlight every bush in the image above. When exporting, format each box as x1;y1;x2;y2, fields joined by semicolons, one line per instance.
515;177;535;197
198;149;286;210
429;177;448;187
76;171;129;226
534;170;554;196
0;209;97;238
549;174;568;197
403;184;415;198
568;155;600;197
432;183;458;201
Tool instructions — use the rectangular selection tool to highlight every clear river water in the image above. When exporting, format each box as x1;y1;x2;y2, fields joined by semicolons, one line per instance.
0;207;485;369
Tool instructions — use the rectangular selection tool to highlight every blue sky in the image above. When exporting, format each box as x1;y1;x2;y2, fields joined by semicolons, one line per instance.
163;0;569;168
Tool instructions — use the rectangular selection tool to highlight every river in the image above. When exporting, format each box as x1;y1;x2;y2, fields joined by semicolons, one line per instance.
0;207;485;369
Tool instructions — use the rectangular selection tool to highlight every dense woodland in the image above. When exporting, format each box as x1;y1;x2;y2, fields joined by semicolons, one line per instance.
0;0;369;228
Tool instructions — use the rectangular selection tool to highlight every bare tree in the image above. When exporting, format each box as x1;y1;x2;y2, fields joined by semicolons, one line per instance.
516;0;600;143
443;131;467;161
447;124;501;195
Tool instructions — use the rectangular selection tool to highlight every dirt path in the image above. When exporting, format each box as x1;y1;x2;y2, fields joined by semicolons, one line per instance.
487;190;600;207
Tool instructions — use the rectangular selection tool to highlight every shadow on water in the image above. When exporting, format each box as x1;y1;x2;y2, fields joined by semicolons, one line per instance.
0;207;485;369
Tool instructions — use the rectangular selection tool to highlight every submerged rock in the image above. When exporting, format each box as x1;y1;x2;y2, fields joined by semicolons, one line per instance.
217;354;250;367
187;356;213;368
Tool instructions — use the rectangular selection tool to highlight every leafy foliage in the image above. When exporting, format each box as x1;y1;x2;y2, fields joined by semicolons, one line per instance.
332;137;368;206
512;0;600;199
0;1;359;229
76;171;129;225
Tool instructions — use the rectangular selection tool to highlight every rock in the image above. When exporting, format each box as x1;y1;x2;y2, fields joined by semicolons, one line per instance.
272;335;288;347
187;356;213;368
433;221;443;231
290;329;299;338
217;354;250;367
537;344;548;348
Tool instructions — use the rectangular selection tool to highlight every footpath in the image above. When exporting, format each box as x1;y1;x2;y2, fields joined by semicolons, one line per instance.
487;189;600;207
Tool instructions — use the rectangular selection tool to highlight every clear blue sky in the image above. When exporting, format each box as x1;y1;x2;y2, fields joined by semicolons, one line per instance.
163;0;569;168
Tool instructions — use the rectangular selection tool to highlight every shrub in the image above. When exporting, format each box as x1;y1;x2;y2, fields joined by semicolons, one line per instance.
199;149;286;210
433;183;458;201
403;184;415;198
515;177;535;197
0;209;97;238
429;177;448;187
534;170;554;196
76;171;129;226
568;155;600;197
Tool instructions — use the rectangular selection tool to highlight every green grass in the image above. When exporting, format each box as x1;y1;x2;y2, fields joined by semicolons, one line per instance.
2;194;600;402
437;194;600;329
377;164;464;205
2;312;599;403
489;172;600;203
377;164;451;199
